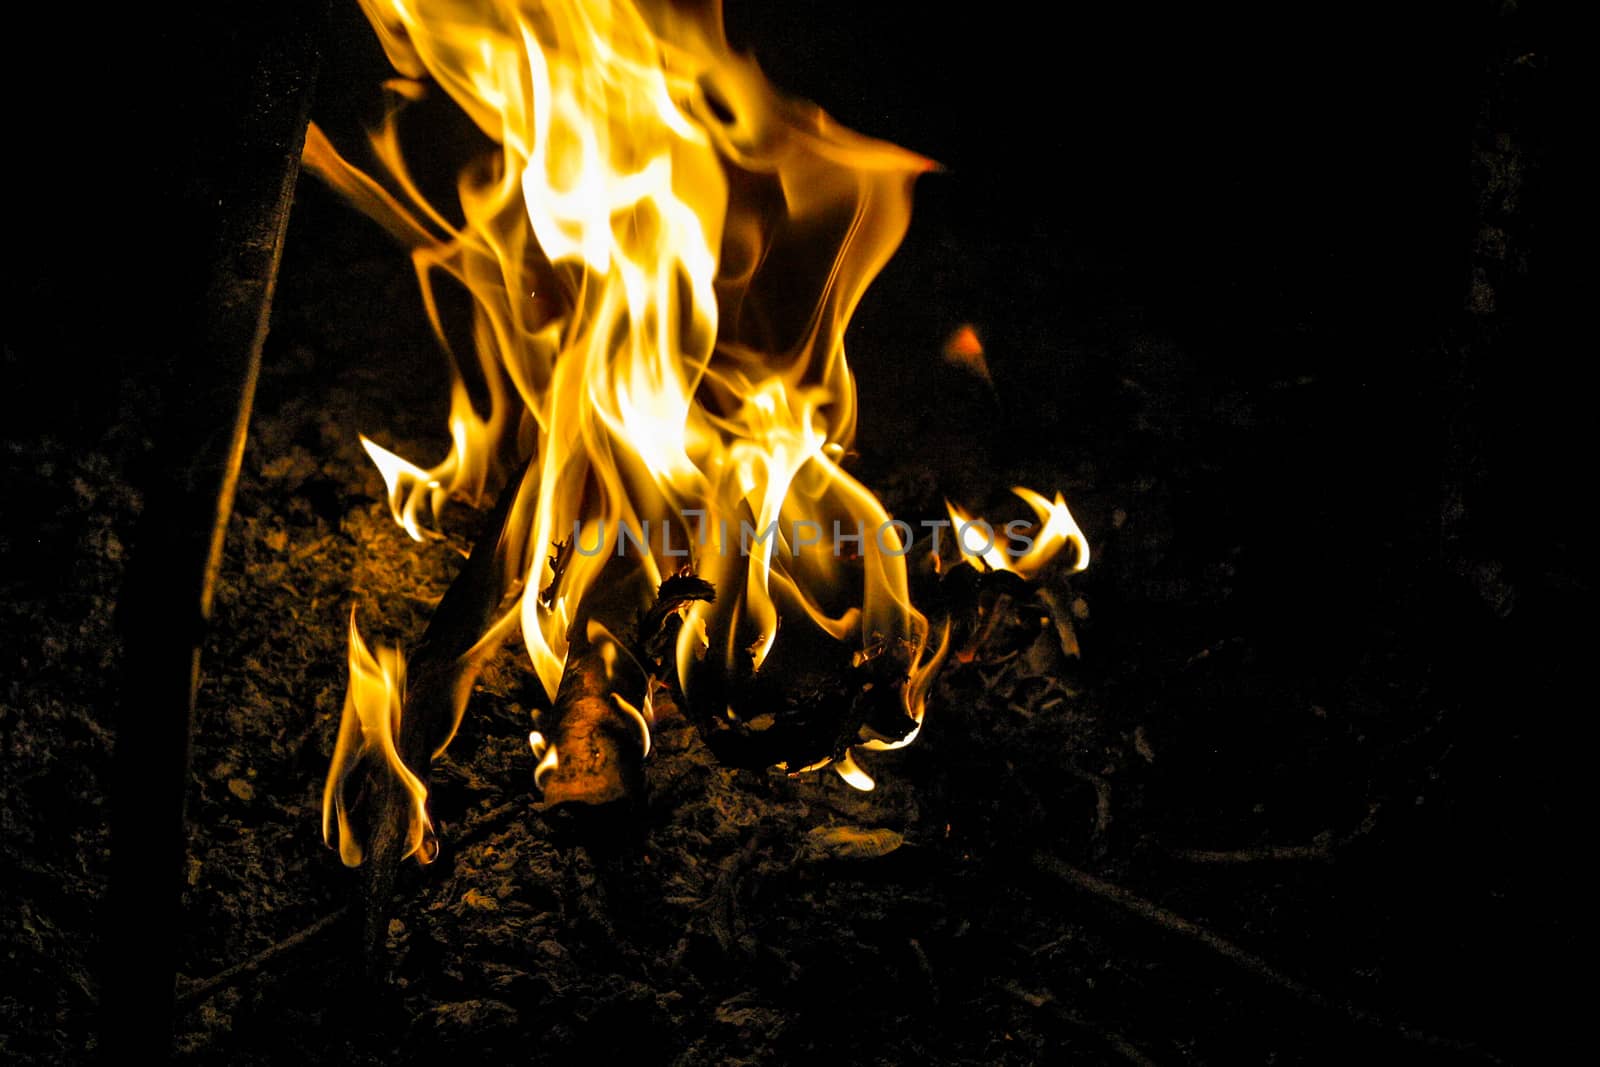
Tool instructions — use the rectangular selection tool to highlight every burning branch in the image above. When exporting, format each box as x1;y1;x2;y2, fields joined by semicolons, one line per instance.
327;465;528;960
535;644;643;812
534;571;714;823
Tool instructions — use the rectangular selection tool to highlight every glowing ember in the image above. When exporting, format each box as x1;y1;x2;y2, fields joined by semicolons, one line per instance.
941;323;992;383
314;0;1086;866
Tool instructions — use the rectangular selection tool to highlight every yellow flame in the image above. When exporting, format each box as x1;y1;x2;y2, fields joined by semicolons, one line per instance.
947;488;1090;579
322;610;436;866
528;730;560;788
833;750;876;792
316;0;1085;857
612;692;653;758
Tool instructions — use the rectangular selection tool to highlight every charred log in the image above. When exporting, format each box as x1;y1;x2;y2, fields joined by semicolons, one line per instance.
535;572;714;830
674;625;921;773
536;646;644;817
668;558;1078;776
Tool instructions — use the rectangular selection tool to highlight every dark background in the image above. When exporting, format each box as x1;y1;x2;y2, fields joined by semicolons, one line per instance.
2;0;1560;1060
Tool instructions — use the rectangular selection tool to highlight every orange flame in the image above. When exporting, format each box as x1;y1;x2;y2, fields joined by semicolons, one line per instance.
316;0;1086;857
322;610;436;866
947;488;1090;579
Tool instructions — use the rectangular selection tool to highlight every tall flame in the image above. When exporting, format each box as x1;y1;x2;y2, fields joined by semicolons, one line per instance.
314;0;1085;863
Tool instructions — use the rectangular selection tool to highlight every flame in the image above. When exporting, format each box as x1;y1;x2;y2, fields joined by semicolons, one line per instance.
612;692;653;758
528;730;560;788
947;488;1090;579
322;610;436;866
315;0;1087;843
832;750;876;792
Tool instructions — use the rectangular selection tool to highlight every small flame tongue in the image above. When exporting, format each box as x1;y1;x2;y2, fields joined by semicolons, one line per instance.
317;0;1085;864
947;488;1092;579
322;610;436;866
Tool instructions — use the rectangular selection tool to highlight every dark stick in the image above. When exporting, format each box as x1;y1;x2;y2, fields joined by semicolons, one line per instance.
1168;843;1332;864
1032;854;1501;1062
1003;982;1158;1066
176;909;349;1013
102;3;327;1057
178;796;528;1013
1168;803;1380;865
357;462;528;968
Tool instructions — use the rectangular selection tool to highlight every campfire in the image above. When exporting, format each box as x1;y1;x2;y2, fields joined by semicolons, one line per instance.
5;0;1544;1061
308;0;1086;888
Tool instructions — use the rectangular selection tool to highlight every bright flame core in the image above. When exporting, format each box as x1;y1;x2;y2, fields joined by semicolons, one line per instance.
316;0;1084;863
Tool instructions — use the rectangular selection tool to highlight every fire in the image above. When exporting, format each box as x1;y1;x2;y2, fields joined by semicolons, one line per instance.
322;611;435;866
314;0;1086;865
947;488;1091;579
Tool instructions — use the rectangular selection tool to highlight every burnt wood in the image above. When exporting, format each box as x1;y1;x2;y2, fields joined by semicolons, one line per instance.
355;462;528;966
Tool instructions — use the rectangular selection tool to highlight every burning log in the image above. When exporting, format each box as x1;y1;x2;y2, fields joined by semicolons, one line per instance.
536;573;715;822
674;618;936;783
539;642;640;808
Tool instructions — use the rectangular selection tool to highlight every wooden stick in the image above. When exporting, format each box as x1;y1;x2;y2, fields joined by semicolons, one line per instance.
1032;854;1501;1062
104;3;327;1055
1169;804;1380;865
539;648;639;808
534;570;716;818
176;909;348;1012
1003;982;1158;1066
1169;844;1331;864
356;462;529;967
